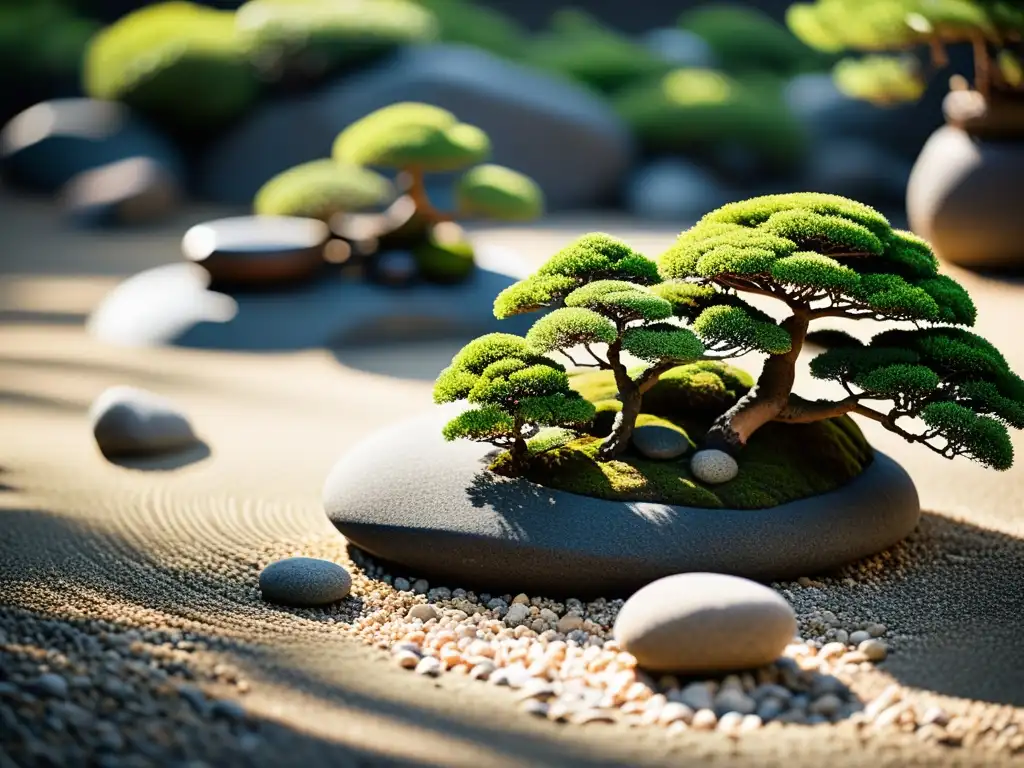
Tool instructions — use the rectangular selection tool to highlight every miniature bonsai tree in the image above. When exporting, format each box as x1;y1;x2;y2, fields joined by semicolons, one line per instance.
83;1;260;135
493;233;707;459
235;0;437;86
786;0;1024;104
657;192;1024;469
433;333;596;472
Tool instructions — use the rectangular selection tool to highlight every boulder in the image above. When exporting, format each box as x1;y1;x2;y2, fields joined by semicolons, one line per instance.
259;557;352;607
322;405;921;596
90;385;198;457
624;157;732;222
800;139;912;209
640;28;717;69
613;573;796;673
197;45;635;210
0;99;182;193
59;156;181;228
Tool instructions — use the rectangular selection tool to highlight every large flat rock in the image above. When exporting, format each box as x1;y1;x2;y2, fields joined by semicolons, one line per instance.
86;246;533;351
323;406;922;597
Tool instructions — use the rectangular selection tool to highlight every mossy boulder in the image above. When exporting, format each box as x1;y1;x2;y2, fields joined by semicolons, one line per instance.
494;364;873;510
409;0;528;60
236;0;437;84
253;159;394;220
679;4;833;77
83;1;260;135
612;67;807;172
524;9;671;95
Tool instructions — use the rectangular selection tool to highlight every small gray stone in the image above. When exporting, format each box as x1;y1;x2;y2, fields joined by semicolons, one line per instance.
674;682;714;712
614;573;796;673
690;449;739;484
407;604;440;622
624;158;731;223
32;674;68;698
631;424;691;461
393;577;411;592
714;687;756;716
60;156;181;228
504;603;530;627
371;250;419;287
258;557;352;607
90;386;197;458
412;579;430;594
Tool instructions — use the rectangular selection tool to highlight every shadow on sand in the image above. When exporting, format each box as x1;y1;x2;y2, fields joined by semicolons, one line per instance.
102;440;213;472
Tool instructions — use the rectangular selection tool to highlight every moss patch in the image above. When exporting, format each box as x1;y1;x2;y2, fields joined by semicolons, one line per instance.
490;362;874;510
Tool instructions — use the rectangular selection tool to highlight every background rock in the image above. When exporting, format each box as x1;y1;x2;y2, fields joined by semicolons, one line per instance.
90;385;198;457
624;157;732;222
59;156;181;228
0;99;182;194
198;45;635;211
640;28;717;68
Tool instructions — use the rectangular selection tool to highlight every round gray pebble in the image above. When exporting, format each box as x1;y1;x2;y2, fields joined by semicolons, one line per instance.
690;449;739;484
631;425;691;460
90;385;198;457
258;557;352;607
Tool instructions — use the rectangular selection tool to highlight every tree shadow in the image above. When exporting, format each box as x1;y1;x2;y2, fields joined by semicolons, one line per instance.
102;439;213;472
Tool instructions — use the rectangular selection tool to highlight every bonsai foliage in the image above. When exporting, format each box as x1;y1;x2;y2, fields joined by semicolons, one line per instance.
612;67;808;172
494;234;705;459
254;159;394;220
0;0;98;88
83;2;260;134
657;192;1024;470
787;0;1024;102
235;0;437;84
433;333;596;471
332;102;543;226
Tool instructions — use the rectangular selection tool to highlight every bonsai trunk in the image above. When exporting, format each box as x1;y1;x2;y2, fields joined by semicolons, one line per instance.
505;420;530;474
705;310;810;454
405;167;452;225
598;341;642;461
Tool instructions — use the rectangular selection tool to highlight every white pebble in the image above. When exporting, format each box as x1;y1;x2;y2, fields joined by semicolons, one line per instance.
415;657;441;676
658;702;694;725
406;604;439;622
692;708;718;730
690;449;739;484
858;639;888;661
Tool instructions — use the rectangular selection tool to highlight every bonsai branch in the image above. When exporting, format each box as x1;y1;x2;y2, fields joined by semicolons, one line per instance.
405;167;455;224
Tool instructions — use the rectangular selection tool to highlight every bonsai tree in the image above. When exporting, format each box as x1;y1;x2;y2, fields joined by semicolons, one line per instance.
493;233;707;459
786;0;1024;104
255;102;544;285
656;192;1024;470
83;1;261;136
433;333;596;472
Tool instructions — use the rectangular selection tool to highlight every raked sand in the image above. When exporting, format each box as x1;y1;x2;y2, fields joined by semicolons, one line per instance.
2;191;1024;766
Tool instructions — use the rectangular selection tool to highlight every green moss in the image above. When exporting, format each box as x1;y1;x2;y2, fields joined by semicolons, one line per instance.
253;160;393;220
83;2;260;134
237;0;437;82
492;410;873;510
680;4;834;76
612;68;807;171
413;224;475;284
409;0;529;59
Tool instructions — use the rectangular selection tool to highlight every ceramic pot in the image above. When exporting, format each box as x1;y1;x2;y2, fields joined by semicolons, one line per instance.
906;90;1024;271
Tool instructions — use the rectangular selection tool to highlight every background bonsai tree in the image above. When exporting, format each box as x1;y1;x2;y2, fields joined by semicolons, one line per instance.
493;233;707;459
657;192;1024;470
786;0;1024;104
433;333;595;472
255;102;544;284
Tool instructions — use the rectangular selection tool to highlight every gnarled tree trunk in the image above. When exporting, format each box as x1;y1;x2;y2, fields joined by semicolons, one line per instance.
598;341;642;460
704;310;811;454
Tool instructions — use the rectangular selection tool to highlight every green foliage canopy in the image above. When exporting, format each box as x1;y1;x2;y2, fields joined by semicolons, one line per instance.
455;164;544;222
253;159;393;220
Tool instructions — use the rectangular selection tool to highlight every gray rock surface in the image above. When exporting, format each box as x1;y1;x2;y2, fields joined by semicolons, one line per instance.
258;557;352;607
640;28;717;68
322;405;921;597
631;424;690;460
198;45;634;210
89;386;198;457
59;156;181;228
87;246;534;351
624;158;731;222
800;139;912;206
0;99;182;194
613;573;796;673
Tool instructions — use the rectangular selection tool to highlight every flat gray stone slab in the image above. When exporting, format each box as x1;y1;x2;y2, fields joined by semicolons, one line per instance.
86;246;533;351
323;406;921;597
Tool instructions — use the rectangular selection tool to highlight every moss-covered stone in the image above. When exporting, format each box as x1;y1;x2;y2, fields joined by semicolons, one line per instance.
491;363;873;510
412;222;475;284
83;2;260;135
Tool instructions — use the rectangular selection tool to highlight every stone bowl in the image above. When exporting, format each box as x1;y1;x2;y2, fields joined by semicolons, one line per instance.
323;406;921;598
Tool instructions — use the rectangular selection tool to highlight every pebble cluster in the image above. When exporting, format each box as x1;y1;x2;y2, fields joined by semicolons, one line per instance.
340;544;1024;752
